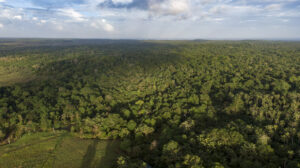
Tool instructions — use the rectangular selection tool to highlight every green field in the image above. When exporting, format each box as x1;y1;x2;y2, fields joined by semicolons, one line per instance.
0;132;119;168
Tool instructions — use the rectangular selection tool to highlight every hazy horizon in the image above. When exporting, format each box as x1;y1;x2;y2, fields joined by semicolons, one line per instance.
1;37;300;41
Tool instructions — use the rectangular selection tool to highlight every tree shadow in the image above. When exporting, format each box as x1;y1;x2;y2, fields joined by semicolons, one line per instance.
33;41;183;80
81;139;98;168
95;141;120;168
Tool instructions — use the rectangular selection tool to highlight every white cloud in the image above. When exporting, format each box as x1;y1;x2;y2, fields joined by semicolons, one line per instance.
259;0;296;2
13;15;22;20
208;4;262;16
281;19;289;22
36;19;47;26
56;25;64;30
0;7;24;21
52;21;64;30
0;0;299;39
0;23;3;28
58;8;86;22
149;0;189;16
91;19;114;32
0;8;14;18
0;0;5;2
112;0;133;4
239;19;257;23
265;4;282;11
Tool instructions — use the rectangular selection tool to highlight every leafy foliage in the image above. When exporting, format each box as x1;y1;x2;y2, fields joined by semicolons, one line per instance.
0;40;300;167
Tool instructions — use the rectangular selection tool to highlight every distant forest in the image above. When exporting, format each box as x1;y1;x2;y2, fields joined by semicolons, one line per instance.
0;40;300;168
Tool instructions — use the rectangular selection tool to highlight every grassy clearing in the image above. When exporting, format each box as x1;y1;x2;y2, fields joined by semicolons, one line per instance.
0;55;35;87
0;132;59;154
0;70;35;87
0;132;119;168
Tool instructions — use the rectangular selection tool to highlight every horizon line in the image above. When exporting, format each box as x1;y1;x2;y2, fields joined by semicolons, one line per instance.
0;37;300;42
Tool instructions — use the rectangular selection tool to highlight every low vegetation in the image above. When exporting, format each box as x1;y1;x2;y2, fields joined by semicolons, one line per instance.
0;132;119;168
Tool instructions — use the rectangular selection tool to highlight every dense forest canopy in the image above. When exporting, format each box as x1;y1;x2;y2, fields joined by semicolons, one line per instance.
0;40;300;168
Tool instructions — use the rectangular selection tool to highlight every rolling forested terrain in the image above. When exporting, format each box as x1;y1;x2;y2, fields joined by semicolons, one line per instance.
0;39;300;168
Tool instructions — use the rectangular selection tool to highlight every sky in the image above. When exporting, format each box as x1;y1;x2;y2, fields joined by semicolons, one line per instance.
0;0;299;39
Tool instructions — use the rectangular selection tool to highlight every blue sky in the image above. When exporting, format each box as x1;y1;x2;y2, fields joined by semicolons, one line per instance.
0;0;299;39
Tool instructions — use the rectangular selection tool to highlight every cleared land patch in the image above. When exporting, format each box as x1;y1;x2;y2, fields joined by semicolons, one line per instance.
0;132;119;168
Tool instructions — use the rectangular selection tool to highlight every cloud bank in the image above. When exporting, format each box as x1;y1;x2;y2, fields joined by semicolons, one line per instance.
0;0;299;39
